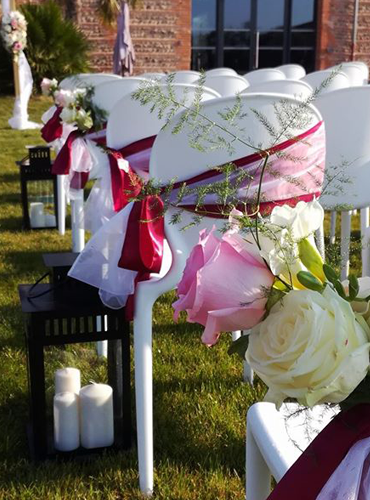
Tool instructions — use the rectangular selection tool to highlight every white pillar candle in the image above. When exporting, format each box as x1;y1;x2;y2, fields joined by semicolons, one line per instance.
80;383;114;449
53;392;80;451
30;202;45;228
45;213;56;227
55;367;81;394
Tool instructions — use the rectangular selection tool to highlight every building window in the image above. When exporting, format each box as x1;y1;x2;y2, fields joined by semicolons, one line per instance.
191;0;317;73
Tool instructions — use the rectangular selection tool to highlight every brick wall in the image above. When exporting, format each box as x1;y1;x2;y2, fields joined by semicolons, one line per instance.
316;0;370;69
75;0;191;74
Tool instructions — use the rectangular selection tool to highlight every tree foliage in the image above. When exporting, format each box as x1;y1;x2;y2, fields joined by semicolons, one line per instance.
20;1;90;88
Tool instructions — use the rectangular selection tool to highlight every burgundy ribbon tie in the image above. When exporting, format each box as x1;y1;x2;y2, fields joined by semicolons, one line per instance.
41;106;63;143
118;195;164;274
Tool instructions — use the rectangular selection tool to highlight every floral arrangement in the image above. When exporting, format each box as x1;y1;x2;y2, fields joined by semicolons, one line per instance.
174;198;370;411
41;78;107;133
40;77;59;98
127;76;366;414
1;10;27;60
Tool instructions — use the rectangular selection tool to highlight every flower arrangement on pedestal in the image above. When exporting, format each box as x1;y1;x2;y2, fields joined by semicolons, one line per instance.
1;10;27;61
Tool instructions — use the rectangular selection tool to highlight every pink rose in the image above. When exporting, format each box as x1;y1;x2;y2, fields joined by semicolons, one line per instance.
13;41;21;51
173;227;275;346
10;19;18;29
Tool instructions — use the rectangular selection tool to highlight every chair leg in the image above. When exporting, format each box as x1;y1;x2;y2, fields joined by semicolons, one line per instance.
134;300;154;497
71;191;85;253
330;211;336;245
315;221;325;261
361;208;370;277
340;211;351;280
246;424;271;500
242;330;253;384
362;227;370;277
96;316;108;358
57;175;66;236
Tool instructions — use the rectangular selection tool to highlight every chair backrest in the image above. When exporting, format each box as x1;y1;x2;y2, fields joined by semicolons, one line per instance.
302;70;350;93
331;62;367;86
59;73;122;90
244;68;286;85
206;68;238;77
92;78;148;114
161;71;201;85
277;64;306;80
149;94;322;268
203;74;249;96
139;72;165;80
107;83;220;150
242;79;313;100
315;86;370;210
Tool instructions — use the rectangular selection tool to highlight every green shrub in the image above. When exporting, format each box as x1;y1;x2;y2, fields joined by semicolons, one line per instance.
20;1;90;89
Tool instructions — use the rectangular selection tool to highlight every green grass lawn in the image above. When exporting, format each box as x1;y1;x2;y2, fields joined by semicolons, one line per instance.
0;95;269;499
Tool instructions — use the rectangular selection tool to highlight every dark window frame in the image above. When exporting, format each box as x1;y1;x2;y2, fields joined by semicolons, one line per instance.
191;0;317;73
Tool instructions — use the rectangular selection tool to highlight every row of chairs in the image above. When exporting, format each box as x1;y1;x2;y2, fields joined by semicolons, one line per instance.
51;66;370;497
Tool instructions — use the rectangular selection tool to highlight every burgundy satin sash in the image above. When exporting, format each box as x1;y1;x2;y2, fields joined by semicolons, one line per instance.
118;122;324;320
267;404;370;500
52;130;107;189
108;135;156;211
41;106;63;143
108;151;142;212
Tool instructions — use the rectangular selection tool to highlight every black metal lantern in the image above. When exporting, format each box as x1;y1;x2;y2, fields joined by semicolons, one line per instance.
17;146;59;230
18;279;132;460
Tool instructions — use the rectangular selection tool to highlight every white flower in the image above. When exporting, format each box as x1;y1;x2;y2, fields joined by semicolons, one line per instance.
60;106;77;124
54;89;75;108
259;199;324;285
40;78;58;95
75;108;93;131
246;285;370;408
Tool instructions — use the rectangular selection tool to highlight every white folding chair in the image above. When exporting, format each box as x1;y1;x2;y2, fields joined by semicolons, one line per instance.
331;62;368;86
160;70;201;84
206;67;238;77
68;77;150;252
139;72;165;80
133;94;323;495
244;68;286;85
302;69;350;93
59;73;122;90
83;84;221;362
246;402;339;500
242;79;313;100
314;86;370;279
203;74;249;96
92;77;148;114
277;64;306;80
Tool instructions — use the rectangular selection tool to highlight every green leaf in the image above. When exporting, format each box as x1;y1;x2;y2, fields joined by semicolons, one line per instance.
297;271;325;292
265;287;286;315
323;263;339;284
333;280;347;299
348;274;359;300
228;335;250;360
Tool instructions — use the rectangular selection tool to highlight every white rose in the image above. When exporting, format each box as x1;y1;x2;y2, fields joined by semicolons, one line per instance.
60;106;77;124
246;285;370;408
